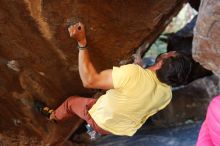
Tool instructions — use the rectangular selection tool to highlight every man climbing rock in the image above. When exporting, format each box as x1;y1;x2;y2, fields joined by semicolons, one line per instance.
36;22;192;137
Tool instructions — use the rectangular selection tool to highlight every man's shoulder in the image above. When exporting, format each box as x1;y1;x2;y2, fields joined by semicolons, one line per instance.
121;63;139;67
120;64;143;70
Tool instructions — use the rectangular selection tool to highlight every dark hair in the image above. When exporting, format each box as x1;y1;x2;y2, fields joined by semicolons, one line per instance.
156;52;192;87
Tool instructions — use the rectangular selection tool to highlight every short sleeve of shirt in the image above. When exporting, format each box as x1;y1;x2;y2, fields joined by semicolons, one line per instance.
112;64;138;89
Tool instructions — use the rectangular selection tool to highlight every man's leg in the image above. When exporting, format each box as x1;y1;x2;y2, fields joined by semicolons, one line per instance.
51;96;110;135
52;96;96;121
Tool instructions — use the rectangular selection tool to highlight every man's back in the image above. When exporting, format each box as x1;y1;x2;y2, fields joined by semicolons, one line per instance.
89;64;172;136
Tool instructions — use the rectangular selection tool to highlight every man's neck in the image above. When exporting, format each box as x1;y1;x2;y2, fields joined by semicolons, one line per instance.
147;65;157;72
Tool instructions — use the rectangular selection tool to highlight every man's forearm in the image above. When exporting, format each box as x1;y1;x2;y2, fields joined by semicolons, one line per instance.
78;49;98;87
68;22;113;89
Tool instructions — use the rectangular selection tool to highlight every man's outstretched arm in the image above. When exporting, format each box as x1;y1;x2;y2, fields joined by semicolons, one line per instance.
68;22;113;90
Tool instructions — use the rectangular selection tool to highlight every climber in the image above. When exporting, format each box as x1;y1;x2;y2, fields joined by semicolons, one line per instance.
36;22;192;136
196;95;220;146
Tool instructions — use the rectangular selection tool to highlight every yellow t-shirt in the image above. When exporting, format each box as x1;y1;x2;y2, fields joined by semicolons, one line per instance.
88;64;172;136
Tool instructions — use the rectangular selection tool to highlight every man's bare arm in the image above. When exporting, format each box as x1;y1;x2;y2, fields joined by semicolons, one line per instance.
68;22;113;89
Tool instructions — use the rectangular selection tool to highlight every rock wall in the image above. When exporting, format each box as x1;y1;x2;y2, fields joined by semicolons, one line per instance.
0;0;185;145
193;0;220;77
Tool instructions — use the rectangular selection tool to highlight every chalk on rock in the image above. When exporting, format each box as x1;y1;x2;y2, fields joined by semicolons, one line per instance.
7;60;20;72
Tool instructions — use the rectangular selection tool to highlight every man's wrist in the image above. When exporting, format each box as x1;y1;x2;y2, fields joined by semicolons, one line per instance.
78;39;87;47
77;39;87;50
77;45;87;50
78;43;87;48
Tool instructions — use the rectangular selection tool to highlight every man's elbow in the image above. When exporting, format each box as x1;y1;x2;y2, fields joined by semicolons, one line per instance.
82;74;98;88
82;79;94;88
82;81;92;88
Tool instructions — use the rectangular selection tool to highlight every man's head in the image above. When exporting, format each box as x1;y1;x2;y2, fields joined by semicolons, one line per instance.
153;51;192;87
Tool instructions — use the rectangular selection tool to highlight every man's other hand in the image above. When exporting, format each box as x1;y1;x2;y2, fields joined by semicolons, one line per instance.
68;22;87;47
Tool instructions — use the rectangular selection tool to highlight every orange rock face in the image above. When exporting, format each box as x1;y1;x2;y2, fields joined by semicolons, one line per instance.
0;0;184;145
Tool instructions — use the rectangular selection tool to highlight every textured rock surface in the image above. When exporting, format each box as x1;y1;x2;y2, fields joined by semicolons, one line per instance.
193;0;220;77
0;0;185;145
